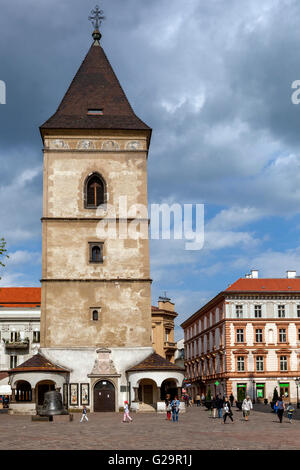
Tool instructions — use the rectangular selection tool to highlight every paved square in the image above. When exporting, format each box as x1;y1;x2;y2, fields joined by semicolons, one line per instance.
1;406;300;450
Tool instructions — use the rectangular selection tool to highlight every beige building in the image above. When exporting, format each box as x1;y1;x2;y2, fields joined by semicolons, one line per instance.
151;296;177;362
182;270;300;404
8;21;184;414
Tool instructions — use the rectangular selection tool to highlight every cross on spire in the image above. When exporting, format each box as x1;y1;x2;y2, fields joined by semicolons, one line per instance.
89;5;105;31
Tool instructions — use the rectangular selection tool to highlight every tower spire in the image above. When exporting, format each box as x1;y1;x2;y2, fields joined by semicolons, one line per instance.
88;5;105;45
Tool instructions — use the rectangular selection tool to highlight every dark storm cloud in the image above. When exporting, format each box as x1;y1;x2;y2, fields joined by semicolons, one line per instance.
1;0;300;312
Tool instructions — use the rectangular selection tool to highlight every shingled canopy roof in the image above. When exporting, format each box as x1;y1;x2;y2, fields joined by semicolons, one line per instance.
9;353;69;373
40;41;151;133
127;352;184;372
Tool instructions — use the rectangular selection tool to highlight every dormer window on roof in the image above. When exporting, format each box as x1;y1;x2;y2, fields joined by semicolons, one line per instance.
87;108;103;115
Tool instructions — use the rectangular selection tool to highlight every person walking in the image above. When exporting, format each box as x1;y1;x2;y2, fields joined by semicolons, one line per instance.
276;397;285;423
80;405;88;423
212;396;218;418
122;400;133;423
242;395;253;421
229;393;234;407
201;393;205;406
222;397;234;424
171;396;180;422
286;403;295;423
217;394;223;419
196;393;201;407
165;395;171;421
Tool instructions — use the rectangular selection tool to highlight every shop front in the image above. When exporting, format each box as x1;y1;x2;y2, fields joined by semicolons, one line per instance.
256;383;265;402
279;383;289;399
237;383;247;401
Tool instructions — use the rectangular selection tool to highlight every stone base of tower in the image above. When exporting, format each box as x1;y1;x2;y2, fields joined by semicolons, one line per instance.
40;346;154;412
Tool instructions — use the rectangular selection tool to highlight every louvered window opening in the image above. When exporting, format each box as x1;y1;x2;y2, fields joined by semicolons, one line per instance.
86;176;104;207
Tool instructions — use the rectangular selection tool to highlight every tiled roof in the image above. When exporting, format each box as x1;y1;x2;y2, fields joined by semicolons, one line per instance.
226;278;300;292
9;353;69;373
40;43;151;132
127;352;184;372
0;372;8;381
0;287;41;308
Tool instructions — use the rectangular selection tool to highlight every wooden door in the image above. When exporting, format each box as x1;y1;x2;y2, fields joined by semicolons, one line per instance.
94;381;115;412
143;385;153;404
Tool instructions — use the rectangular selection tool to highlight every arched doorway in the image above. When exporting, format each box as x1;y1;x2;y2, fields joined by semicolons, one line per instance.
160;379;178;401
36;380;56;405
16;381;32;402
94;380;115;412
138;379;158;409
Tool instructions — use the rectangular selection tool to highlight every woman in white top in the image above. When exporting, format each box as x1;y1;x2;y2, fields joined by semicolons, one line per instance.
242;395;253;421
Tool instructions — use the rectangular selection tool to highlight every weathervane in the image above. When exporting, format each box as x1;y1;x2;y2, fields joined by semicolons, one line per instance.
89;5;105;31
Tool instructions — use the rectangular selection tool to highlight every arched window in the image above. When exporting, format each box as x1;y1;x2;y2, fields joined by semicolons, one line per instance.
89;242;103;264
92;310;99;321
85;174;105;208
92;246;101;262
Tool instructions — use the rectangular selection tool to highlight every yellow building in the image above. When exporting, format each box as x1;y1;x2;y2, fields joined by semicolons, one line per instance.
152;296;178;363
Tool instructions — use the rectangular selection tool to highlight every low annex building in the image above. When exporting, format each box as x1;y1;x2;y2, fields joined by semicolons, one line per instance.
182;270;300;404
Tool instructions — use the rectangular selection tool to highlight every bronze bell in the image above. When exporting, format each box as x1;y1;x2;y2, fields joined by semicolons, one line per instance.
39;390;69;416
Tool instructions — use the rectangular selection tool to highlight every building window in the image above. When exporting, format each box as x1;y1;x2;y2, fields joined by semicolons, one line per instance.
280;355;288;371
297;305;300;318
237;356;245;371
256;356;264;371
254;305;262;318
236;329;244;343
278;305;285;318
255;329;263;343
279;328;287;343
92;310;99;321
10;331;19;342
89;243;103;263
298;328;300;342
10;356;17;368
236;305;243;318
85;173;105;208
87;108;103;115
165;329;171;342
33;331;40;343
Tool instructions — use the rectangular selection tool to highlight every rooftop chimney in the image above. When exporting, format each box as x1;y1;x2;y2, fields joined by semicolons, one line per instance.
287;270;296;279
250;270;259;279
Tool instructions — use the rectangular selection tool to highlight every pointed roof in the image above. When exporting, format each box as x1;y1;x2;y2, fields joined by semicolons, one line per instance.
40;42;151;133
9;353;69;373
127;352;184;372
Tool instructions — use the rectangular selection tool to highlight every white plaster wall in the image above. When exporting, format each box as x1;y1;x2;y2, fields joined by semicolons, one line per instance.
248;353;254;372
10;371;66;389
266;350;277;371
246;323;253;346
128;370;184;389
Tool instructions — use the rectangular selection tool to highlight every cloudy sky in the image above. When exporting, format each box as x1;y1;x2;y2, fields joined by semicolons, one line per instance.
1;0;300;339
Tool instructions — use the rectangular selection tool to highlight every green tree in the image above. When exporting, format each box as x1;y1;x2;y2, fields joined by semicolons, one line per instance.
0;238;9;278
206;386;212;401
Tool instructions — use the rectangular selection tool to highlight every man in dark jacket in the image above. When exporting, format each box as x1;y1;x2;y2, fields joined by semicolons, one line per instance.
217;394;223;418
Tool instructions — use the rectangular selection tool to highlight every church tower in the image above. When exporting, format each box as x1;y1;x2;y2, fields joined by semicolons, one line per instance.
38;10;154;403
40;21;152;352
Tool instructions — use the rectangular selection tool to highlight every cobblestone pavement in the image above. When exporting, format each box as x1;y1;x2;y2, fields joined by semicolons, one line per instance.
1;406;300;450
